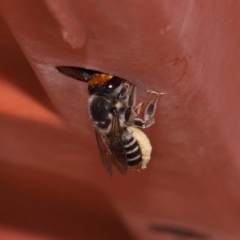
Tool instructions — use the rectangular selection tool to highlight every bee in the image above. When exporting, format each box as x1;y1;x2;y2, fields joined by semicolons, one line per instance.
56;66;161;175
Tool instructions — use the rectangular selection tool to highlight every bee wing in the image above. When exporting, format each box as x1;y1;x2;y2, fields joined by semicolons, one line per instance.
107;114;128;175
56;66;101;82
95;128;114;176
95;115;128;175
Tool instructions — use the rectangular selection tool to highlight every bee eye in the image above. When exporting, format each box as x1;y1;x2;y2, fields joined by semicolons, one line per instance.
105;77;123;91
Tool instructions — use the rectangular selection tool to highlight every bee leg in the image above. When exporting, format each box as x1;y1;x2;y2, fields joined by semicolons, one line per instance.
125;101;144;124
132;91;163;128
118;83;135;101
127;85;136;106
134;102;144;115
143;90;160;127
118;85;129;100
124;85;137;122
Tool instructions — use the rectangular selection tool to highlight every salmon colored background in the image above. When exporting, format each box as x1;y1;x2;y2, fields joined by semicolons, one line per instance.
1;1;240;239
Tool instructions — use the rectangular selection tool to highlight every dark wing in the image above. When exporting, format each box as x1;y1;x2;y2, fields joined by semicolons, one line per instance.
107;114;128;175
95;128;114;176
94;115;128;175
56;66;102;82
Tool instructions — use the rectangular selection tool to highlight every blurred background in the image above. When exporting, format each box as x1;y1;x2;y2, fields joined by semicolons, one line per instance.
1;1;240;239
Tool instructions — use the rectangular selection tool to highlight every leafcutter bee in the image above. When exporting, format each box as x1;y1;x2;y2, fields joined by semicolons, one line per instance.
56;66;161;175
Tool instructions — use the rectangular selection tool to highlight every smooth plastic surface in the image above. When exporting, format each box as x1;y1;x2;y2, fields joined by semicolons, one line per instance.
1;1;240;239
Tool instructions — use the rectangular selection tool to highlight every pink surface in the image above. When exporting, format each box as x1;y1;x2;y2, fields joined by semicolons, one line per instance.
0;1;240;239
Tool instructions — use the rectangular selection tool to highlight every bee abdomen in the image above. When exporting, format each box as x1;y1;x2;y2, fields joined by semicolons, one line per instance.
123;136;142;167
